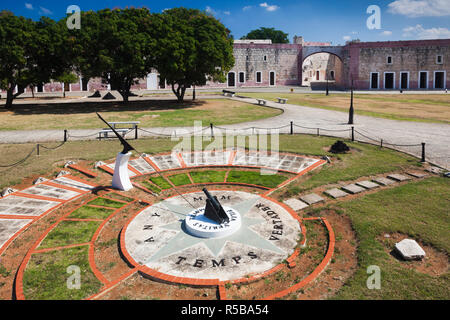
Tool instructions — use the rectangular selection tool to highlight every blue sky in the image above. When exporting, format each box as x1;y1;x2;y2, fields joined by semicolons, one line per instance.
3;0;450;45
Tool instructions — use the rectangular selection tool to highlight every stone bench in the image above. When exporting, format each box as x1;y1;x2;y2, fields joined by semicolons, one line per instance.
276;97;289;104
256;99;268;106
98;128;129;140
222;90;236;97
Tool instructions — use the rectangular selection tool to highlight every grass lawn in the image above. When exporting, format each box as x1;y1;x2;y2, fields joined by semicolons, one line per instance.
104;192;134;203
23;246;102;300
190;170;227;184
38;220;102;249
275;135;420;195
141;180;162;193
226;170;288;188
321;177;450;300
0;135;420;191
88;197;125;209
241;92;450;123
168;173;191;186
69;205;115;220
149;176;173;190
0;99;282;131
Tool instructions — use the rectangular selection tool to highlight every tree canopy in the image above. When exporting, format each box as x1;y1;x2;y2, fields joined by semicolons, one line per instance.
241;27;289;44
0;7;235;107
150;8;235;102
0;11;70;108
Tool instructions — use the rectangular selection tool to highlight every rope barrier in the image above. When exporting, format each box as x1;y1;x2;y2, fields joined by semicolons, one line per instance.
39;140;67;150
0;147;36;168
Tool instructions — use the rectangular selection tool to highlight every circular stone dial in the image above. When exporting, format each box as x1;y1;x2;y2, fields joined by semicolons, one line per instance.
123;190;301;281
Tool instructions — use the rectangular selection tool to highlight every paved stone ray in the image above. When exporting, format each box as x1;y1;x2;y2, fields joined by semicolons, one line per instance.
0;195;61;217
20;184;81;201
51;176;96;191
0;219;33;250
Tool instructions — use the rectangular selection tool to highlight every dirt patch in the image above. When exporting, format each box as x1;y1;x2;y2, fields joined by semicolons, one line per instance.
377;233;448;277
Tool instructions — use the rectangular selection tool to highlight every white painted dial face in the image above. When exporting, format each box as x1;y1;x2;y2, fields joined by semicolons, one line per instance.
124;190;301;281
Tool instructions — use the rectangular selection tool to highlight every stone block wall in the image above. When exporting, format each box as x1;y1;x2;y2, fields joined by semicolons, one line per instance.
228;43;302;87
349;39;450;90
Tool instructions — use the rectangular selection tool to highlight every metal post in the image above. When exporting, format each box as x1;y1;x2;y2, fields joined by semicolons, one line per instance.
135;125;138;140
290;121;294;135
421;143;426;162
36;144;40;156
210;123;214;138
351;127;355;142
64;130;68;142
380;139;383;148
317;128;320;136
348;78;354;125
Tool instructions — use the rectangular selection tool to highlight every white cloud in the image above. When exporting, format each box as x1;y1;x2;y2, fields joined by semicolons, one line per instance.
243;5;253;11
260;2;280;12
402;24;450;39
343;35;352;41
381;30;393;36
388;0;450;17
224;11;231;15
25;3;33;10
206;6;217;15
39;6;53;15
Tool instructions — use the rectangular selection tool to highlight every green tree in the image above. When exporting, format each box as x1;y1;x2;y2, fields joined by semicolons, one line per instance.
67;8;157;102
56;72;78;98
151;8;234;102
0;12;70;108
241;27;289;44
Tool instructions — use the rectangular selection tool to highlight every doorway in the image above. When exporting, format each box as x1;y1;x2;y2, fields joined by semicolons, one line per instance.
371;73;379;89
227;72;236;87
434;71;445;89
400;72;409;89
269;71;276;86
384;72;395;89
419;72;428;89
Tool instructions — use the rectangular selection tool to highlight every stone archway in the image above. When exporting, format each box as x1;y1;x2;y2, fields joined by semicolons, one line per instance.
301;49;344;89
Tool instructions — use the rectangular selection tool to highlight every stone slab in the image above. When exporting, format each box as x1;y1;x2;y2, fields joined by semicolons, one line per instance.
395;239;426;260
406;171;428;179
52;176;95;191
341;184;366;195
0;218;33;249
387;174;411;182
372;177;396;186
0;195;60;217
324;188;349;199
283;198;309;211
356;180;380;190
300;193;325;205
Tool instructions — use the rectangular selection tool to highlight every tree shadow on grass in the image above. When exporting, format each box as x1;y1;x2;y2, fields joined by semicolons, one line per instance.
0;99;206;116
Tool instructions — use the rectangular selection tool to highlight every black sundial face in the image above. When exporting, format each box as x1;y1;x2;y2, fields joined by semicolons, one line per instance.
123;190;302;281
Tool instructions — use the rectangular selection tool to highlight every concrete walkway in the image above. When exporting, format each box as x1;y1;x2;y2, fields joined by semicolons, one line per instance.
0;95;449;170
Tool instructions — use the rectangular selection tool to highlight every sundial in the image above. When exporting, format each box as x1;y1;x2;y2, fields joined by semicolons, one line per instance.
122;190;301;281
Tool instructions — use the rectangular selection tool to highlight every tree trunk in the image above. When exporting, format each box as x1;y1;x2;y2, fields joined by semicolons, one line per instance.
5;88;14;109
5;85;24;109
171;83;186;103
